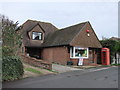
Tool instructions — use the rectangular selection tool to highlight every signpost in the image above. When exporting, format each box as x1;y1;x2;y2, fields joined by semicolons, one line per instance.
78;58;83;66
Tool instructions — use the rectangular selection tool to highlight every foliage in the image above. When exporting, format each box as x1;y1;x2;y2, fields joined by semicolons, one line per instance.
111;64;120;66
100;39;120;55
1;15;24;81
2;56;24;81
2;46;14;56
2;15;22;56
117;41;120;53
100;39;120;63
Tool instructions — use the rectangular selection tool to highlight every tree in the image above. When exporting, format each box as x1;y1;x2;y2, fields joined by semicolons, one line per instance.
1;15;24;81
2;15;22;56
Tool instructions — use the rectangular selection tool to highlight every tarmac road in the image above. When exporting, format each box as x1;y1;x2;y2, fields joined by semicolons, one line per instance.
3;66;118;88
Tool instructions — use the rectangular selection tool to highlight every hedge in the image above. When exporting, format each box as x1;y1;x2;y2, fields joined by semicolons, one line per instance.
2;56;24;81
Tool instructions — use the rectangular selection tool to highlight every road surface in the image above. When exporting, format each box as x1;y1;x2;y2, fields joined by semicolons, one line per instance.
3;66;118;88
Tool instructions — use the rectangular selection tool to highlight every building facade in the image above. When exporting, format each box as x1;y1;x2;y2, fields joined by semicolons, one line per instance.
19;20;102;66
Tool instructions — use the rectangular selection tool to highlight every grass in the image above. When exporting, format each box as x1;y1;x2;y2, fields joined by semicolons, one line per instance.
111;64;120;66
100;65;111;67
25;68;42;74
46;69;58;73
23;63;56;73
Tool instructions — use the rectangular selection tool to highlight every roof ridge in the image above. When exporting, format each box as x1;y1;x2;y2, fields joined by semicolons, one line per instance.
47;21;88;35
60;21;89;30
52;21;88;33
27;19;53;25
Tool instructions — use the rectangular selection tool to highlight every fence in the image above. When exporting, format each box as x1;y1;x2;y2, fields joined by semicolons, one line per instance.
112;58;120;64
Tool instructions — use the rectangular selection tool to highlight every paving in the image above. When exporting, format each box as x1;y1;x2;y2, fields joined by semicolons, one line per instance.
72;65;103;69
52;64;81;73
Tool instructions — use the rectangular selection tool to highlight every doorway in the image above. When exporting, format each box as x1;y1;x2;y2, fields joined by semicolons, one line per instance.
25;47;42;59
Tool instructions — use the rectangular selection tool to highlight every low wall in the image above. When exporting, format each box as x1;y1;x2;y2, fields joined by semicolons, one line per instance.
21;55;52;70
70;58;98;66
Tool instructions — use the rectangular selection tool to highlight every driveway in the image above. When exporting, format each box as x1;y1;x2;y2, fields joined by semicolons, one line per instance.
52;64;80;73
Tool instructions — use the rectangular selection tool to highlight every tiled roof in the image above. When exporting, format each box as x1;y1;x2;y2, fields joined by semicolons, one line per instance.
41;22;87;47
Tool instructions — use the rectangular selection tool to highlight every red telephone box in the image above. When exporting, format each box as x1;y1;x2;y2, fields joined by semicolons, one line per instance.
101;48;110;65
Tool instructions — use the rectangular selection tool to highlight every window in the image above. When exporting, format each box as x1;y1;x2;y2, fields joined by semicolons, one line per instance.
32;32;42;40
70;47;88;58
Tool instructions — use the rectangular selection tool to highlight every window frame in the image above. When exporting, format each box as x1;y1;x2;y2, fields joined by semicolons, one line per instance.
70;47;89;59
32;31;42;40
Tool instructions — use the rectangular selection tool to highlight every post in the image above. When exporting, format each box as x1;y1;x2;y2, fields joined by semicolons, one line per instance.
78;58;83;66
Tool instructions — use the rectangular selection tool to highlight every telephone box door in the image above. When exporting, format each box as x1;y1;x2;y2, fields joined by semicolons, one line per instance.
101;48;110;65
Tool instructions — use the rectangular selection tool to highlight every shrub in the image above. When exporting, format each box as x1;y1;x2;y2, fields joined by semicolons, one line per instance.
2;46;14;56
2;56;24;81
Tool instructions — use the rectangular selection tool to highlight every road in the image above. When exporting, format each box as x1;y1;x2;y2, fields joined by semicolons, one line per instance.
3;66;118;88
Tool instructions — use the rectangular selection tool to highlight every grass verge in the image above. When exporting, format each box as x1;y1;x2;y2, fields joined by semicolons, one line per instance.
25;68;42;74
111;64;120;66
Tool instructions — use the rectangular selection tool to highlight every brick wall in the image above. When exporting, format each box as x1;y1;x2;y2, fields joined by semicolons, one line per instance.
83;59;90;65
21;55;52;70
41;46;98;66
70;59;78;65
70;58;89;65
70;58;98;66
42;46;70;65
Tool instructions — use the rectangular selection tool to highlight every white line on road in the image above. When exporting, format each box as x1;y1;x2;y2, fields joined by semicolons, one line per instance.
89;66;117;72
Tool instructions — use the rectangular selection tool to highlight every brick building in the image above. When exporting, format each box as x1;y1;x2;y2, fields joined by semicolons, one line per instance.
19;20;102;66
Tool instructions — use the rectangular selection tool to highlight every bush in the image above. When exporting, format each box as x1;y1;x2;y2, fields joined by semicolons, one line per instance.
2;56;24;81
2;46;14;56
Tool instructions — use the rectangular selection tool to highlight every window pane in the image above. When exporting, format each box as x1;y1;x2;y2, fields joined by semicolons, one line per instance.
75;48;88;58
70;47;73;57
38;33;42;40
32;32;42;40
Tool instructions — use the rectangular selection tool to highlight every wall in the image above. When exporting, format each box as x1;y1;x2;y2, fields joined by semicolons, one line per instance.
70;22;102;48
42;46;99;66
70;58;89;65
70;58;97;66
70;59;78;65
21;55;52;70
42;46;70;65
70;48;98;65
28;25;44;44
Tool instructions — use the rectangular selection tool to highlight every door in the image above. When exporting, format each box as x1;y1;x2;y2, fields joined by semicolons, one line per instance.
89;50;94;63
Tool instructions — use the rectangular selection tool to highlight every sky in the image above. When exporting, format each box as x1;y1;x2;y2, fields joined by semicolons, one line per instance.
0;0;119;40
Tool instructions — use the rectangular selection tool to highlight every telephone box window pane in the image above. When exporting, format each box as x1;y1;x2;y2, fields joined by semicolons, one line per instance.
103;52;106;63
32;32;42;40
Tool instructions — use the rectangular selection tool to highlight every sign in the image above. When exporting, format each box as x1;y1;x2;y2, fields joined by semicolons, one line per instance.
78;58;83;66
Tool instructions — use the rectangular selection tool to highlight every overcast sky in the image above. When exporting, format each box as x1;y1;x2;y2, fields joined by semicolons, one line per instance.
1;1;118;40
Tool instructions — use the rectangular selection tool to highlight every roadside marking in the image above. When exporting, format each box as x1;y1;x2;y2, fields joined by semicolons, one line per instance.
89;67;113;72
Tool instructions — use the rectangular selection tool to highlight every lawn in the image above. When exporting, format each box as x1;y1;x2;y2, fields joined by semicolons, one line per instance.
25;68;42;74
111;64;120;66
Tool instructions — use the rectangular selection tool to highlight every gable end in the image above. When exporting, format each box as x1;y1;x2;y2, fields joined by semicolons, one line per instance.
70;22;102;48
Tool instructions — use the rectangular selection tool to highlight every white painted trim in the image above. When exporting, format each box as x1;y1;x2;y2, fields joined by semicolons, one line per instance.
73;47;75;57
